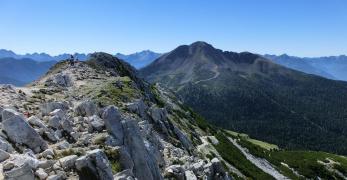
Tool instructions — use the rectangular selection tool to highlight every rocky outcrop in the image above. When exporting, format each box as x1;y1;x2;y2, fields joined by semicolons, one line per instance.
122;118;163;180
1;109;47;153
102;106;123;145
3;150;40;180
75;149;113;180
126;99;147;118
45;73;72;87
40;102;69;116
74;100;98;117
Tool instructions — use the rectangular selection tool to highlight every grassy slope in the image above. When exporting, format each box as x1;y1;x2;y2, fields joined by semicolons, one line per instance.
224;130;347;179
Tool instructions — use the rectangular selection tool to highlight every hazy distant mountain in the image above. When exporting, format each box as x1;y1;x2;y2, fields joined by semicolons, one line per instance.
116;50;161;69
0;57;56;86
265;54;347;81
0;49;89;62
141;41;347;155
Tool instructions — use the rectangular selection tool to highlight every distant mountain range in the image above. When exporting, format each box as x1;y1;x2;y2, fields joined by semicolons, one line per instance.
115;50;161;68
140;41;347;155
264;54;347;81
0;57;56;86
0;49;89;62
0;49;161;68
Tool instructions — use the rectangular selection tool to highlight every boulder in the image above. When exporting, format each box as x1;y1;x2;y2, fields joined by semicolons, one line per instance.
173;126;193;152
164;165;185;180
185;170;197;180
114;169;135;180
0;149;10;162
11;150;40;169
102;106;123;145
49;109;65;119
1;109;47;153
48;115;62;129
59;155;78;170
4;162;35;180
88;115;104;132
122;118;163;180
27;116;47;129
74;100;98;117
0;137;15;153
40;102;68;116
114;146;134;171
126;99;147;118
60;118;73;133
3;152;39;180
35;168;48;180
50;73;72;87
75;149;113;180
41;149;55;159
148;106;167;123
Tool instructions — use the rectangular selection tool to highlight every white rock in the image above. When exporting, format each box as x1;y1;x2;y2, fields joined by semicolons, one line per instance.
35;168;48;180
0;149;10;162
102;106;123;145
59;155;78;170
48;115;61;129
185;170;197;180
1;109;47;153
42;148;55;158
49;109;65;119
75;149;113;180
74;100;98;117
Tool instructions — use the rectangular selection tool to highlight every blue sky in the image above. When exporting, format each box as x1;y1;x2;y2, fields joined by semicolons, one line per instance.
0;0;346;56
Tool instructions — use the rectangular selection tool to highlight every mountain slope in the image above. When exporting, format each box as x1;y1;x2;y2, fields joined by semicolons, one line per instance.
115;50;161;69
0;52;345;179
140;41;347;155
0;57;56;86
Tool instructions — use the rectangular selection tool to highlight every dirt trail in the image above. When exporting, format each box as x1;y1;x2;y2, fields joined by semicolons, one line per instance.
194;66;220;84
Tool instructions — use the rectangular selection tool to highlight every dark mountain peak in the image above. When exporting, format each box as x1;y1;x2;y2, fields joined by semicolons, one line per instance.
189;41;217;53
190;41;212;48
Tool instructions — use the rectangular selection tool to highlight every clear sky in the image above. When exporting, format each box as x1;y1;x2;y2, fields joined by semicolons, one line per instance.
0;0;346;56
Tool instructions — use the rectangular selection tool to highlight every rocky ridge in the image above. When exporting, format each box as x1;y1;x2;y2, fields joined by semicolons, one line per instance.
0;53;231;180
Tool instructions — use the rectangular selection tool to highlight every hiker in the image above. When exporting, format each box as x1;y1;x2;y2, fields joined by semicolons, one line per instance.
69;55;75;66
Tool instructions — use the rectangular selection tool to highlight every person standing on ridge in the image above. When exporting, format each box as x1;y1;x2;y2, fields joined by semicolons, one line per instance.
69;54;75;66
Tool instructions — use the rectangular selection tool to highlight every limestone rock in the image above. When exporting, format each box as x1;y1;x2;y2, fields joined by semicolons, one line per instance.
1;109;47;153
28;116;47;129
0;149;10;162
0;137;15;153
122;118;163;180
74;100;98;117
49;109;65;119
88;115;104;132
35;168;48;180
59;155;78;170
75;149;113;180
48;115;62;129
114;169;135;180
102;106;123;145
4;162;35;180
164;165;185;180
126;99;147;118
40;101;69;116
185;170;197;180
